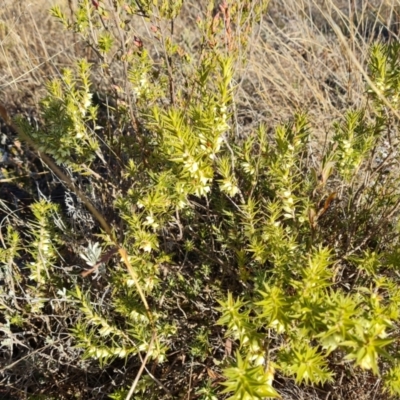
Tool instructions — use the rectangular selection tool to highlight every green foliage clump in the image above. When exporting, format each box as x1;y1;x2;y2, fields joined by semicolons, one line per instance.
3;0;400;399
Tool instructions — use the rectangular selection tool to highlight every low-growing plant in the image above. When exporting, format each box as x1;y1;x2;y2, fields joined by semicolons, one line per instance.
3;0;400;399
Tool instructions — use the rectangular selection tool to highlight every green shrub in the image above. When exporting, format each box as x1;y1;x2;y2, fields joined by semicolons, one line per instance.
3;0;400;399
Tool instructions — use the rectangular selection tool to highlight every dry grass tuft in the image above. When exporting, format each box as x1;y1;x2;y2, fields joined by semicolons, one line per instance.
0;0;78;110
237;0;400;140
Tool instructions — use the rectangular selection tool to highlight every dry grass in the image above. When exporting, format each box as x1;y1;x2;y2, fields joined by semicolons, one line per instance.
1;0;400;399
0;0;77;110
1;0;400;117
237;0;400;140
